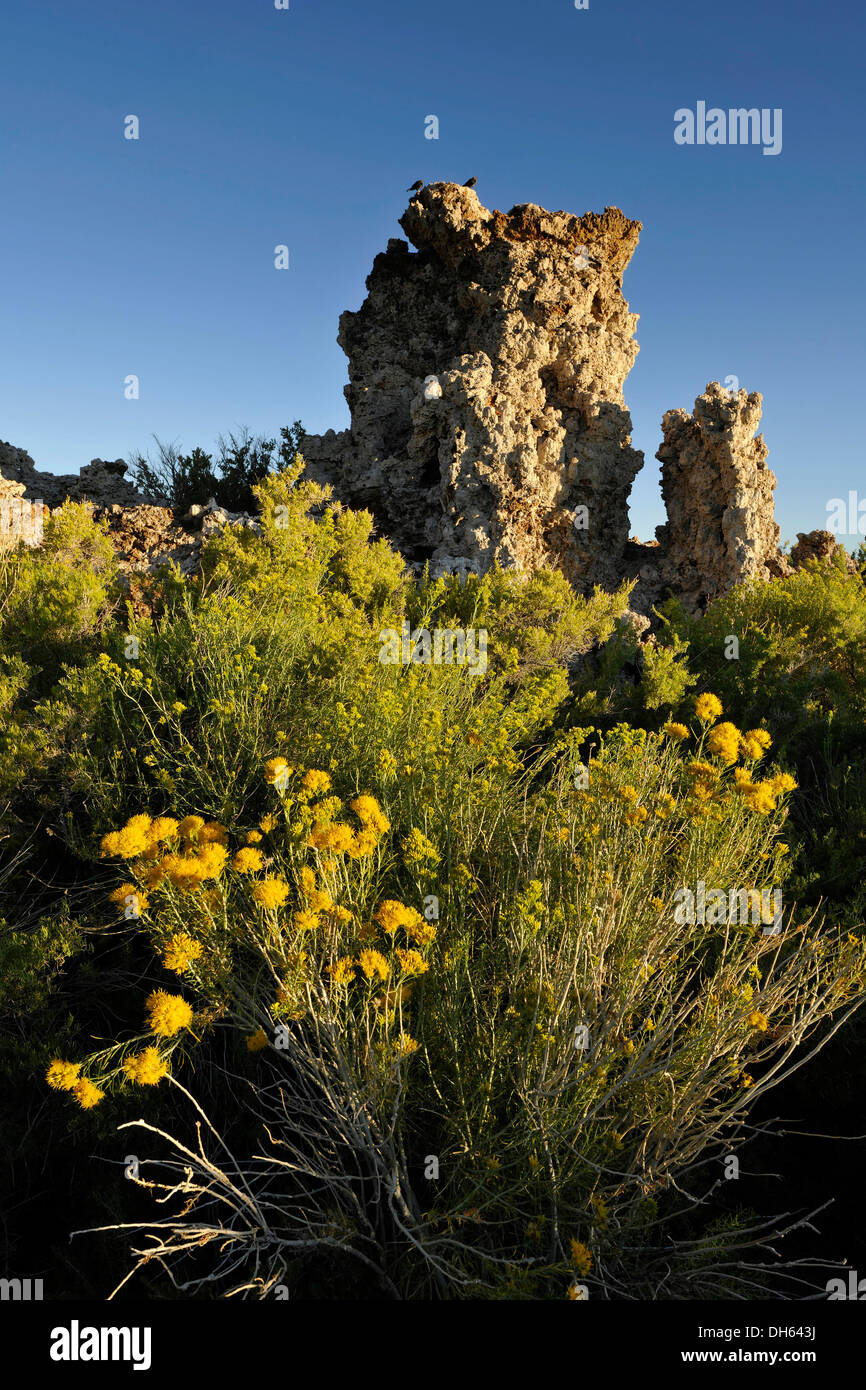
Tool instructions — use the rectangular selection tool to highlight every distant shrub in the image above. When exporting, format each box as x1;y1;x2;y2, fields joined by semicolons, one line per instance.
129;422;305;513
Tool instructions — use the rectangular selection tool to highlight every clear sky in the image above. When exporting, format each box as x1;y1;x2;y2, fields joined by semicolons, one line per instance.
1;0;864;547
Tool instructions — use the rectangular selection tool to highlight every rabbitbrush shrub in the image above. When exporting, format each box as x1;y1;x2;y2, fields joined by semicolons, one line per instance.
25;466;864;1299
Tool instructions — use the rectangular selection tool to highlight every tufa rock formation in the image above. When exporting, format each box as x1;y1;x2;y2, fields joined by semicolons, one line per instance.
302;182;645;591
654;382;788;610
301;183;787;615
0;440;151;511
2;185;805;615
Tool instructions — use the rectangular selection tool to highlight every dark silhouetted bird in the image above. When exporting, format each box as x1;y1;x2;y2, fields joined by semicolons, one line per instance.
463;176;477;188
407;180;423;193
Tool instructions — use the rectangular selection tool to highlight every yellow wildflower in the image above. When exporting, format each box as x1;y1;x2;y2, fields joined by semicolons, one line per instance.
245;829;263;844
395;947;430;976
569;1239;593;1276
347;828;379;857
259;814;278;833
199;821;229;846
177;815;206;841
292;910;320;932
233;847;264;874
358;949;390;981
395;1035;419;1058
108;882;149;915
162;932;203;973
145;990;194;1037
695;692;723;723
374;899;415;935
252;877;290;910
123;1046;169;1085
245;1028;268;1053
46;1059;81;1091
746;1010;769;1032
302;769;331;796
706;722;742;764
327;957;356;986
743;782;777;815
405;913;437;947
741;728;772;760
350;794;390;835
768;772;797;796
402;827;440;869
662;721;689;741
264;757;292;785
72;1078;104;1109
309;823;355;853
149;816;179;842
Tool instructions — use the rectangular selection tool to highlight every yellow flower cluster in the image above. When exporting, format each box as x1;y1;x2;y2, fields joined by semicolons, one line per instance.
395;948;429;977
327;956;356;986
123;1046;169;1085
373;899;437;946
706;721;742;764
350;794;390;835
108;882;150;915
694;693;723;723
245;1028;268;1052
46;1060;104;1108
703;721;773;766
302;769;331;795
264;758;293;790
569;1239;593;1275
46;1059;81;1091
734;767;797;814
663;721;689;741
402;827;441;870
308;793;390;859
162;932;203;973
101;813;230;895
144;990;193;1038
746;1010;769;1031
72;1078;104;1109
232;847;264;874
358;948;390;981
252;877;290;910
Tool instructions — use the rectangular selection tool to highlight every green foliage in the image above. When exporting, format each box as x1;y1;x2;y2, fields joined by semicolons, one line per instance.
129;422;305;513
2;467;865;1300
640;627;696;710
0;502;117;666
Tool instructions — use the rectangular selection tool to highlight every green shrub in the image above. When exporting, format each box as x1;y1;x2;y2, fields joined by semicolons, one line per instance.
129;422;305;513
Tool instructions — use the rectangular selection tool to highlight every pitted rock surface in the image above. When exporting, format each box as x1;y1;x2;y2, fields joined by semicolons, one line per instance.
301;182;645;591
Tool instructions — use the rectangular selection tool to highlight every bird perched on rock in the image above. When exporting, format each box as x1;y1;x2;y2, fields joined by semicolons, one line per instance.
407;180;423;193
463;176;477;188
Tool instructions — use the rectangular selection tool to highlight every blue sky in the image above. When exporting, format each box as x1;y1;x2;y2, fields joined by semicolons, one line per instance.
1;0;864;546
